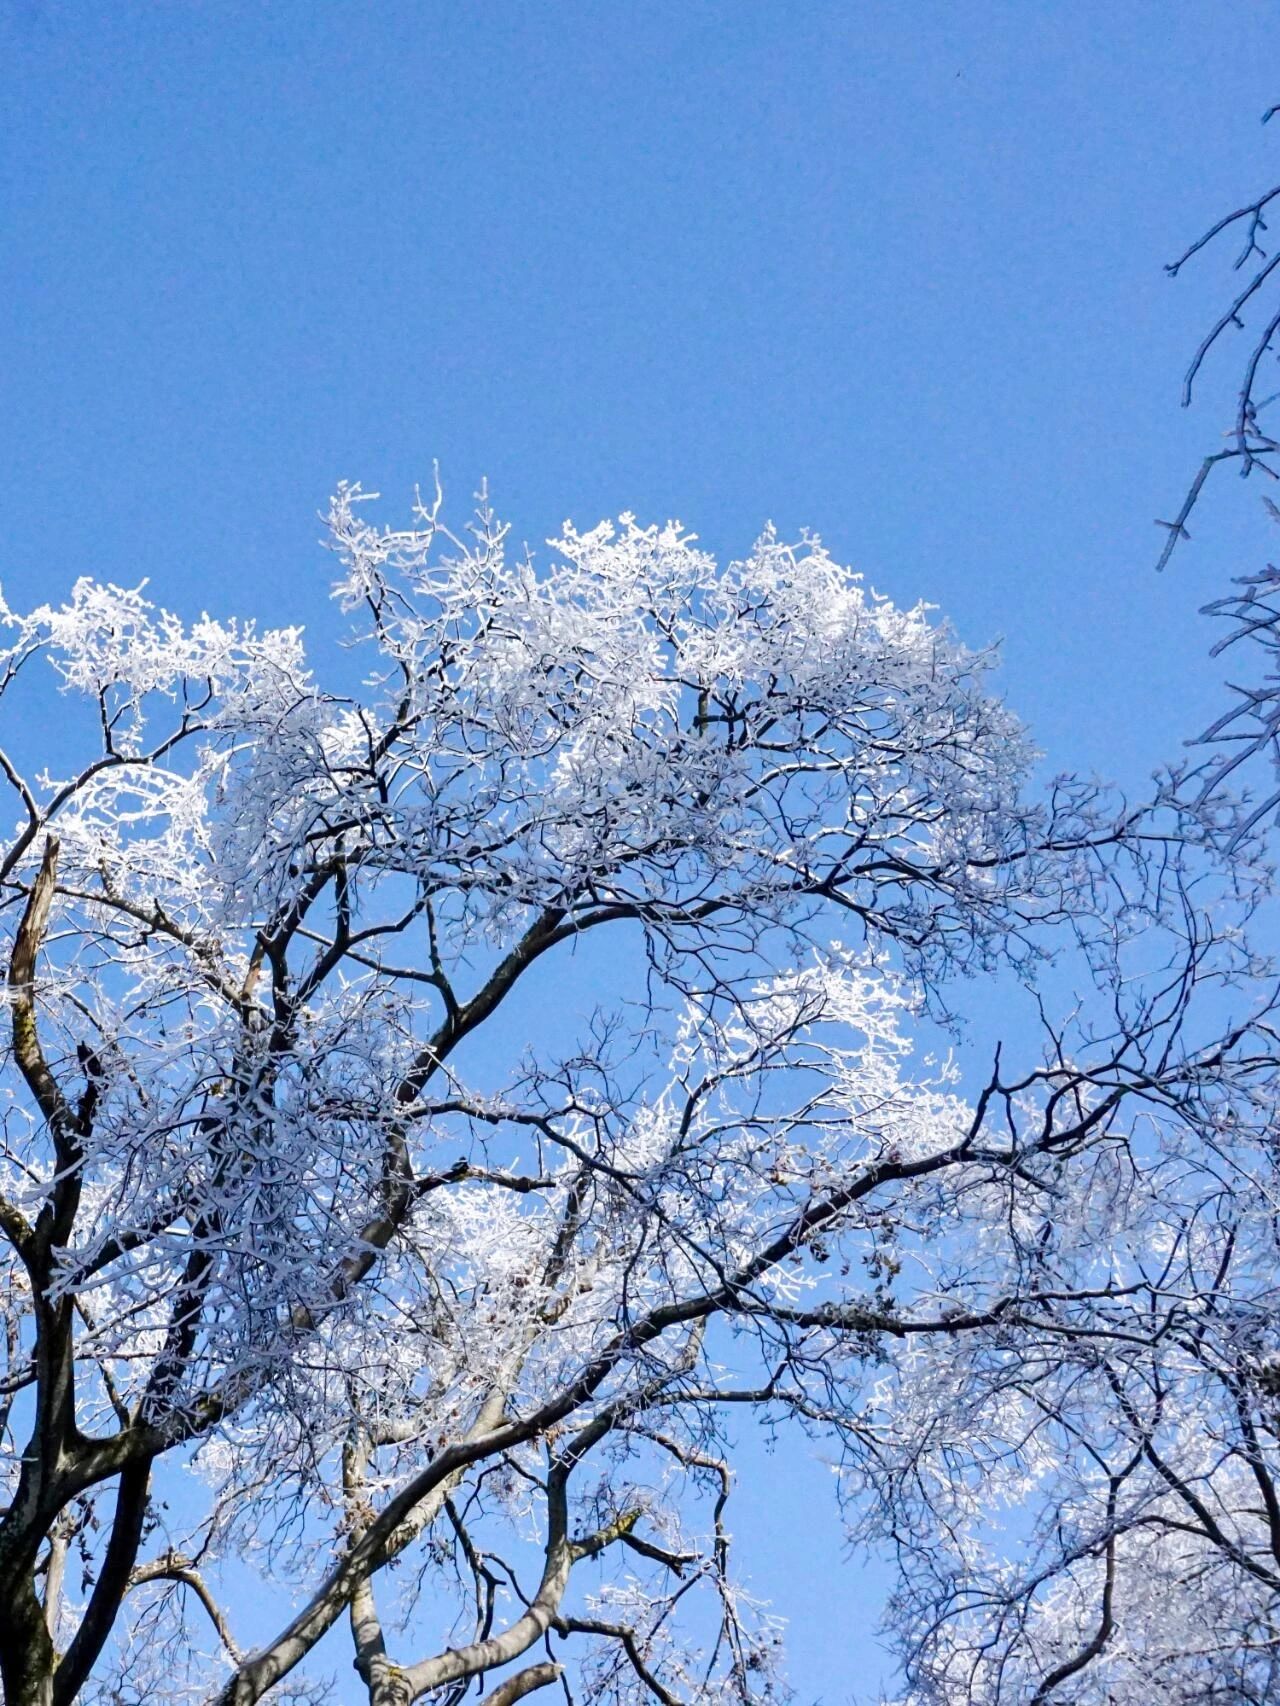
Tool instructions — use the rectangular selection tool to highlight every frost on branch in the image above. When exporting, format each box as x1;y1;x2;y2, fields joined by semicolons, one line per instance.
850;1002;1280;1705
0;488;1264;1706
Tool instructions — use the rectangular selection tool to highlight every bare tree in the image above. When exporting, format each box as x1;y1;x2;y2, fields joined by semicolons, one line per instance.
1157;105;1280;572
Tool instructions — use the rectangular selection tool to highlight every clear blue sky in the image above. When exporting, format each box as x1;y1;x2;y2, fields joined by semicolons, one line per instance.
4;2;1280;782
5;4;1280;1700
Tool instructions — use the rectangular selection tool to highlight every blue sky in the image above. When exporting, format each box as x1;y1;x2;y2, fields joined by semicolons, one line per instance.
6;0;1280;801
5;3;1280;1700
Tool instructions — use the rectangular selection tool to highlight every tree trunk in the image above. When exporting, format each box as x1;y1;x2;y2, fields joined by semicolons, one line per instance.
0;1577;55;1706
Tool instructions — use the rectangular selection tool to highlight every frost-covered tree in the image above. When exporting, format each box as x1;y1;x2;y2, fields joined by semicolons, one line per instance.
0;485;1265;1706
842;107;1280;1702
848;948;1280;1705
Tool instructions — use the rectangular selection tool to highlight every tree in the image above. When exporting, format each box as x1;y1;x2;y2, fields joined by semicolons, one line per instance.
1156;105;1280;573
1154;103;1280;851
0;484;1255;1706
842;923;1280;1704
835;109;1280;1701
